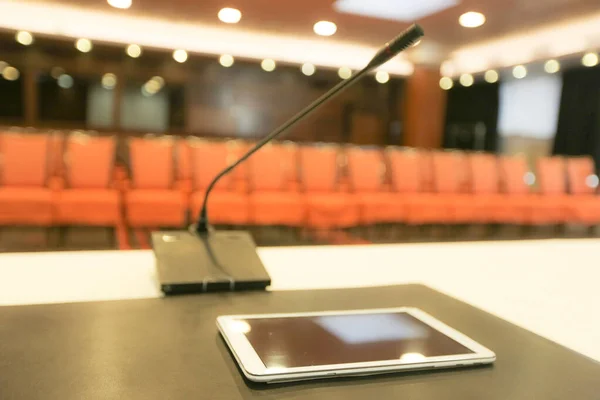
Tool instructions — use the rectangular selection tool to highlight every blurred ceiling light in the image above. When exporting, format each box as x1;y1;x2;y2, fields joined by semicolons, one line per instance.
544;59;560;74
107;0;132;9
15;30;33;46
261;59;276;72
459;11;485;28
582;52;599;67
219;54;234;67
459;73;474;87
57;74;74;89
150;76;165;87
301;63;315;76
51;67;65;79
524;172;536;186
218;7;242;24
313;21;337;36
101;73;117;89
333;0;458;21
338;66;352;79
375;70;389;84
484;69;498;83
75;38;93;53
439;76;453;90
143;79;161;96
126;44;142;58
0;61;8;73
172;49;188;63
512;65;527;79
586;174;599;188
2;66;19;81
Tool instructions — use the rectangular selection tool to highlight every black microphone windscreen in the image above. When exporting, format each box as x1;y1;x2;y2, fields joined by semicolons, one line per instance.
367;24;424;69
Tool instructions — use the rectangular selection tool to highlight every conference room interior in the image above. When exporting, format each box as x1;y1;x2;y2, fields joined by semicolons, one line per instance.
2;1;600;399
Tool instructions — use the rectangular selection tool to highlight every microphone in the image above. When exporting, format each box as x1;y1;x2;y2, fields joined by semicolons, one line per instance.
196;23;424;234
152;24;424;295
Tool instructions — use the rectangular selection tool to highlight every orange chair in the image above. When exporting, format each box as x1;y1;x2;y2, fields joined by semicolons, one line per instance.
564;157;600;224
346;146;397;224
189;139;249;225
0;132;55;226
124;136;187;227
531;157;569;224
299;144;359;229
465;153;502;223
432;151;476;224
55;133;121;226
386;148;430;224
248;143;305;226
494;156;536;224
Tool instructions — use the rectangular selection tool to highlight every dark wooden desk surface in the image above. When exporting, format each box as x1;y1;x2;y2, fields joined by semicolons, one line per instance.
1;284;599;399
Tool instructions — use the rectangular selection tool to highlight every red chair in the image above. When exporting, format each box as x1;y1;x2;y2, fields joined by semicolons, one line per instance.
530;157;568;224
248;143;304;226
124;136;187;228
346;146;397;224
565;157;600;224
0;131;55;226
55;132;121;227
299;144;359;229
189;139;249;225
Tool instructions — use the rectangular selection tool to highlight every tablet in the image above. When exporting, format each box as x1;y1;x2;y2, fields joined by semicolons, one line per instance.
217;307;495;383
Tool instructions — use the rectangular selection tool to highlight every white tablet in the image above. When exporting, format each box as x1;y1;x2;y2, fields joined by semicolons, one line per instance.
217;307;495;383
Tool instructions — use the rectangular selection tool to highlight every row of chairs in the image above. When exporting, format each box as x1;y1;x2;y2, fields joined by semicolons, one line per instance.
1;130;600;239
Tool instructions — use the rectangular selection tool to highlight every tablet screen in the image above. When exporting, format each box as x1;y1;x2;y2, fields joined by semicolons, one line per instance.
238;312;473;368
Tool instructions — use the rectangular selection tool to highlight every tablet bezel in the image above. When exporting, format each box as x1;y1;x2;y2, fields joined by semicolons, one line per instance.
217;307;496;383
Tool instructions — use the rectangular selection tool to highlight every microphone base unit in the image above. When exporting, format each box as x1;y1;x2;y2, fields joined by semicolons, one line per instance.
151;230;271;295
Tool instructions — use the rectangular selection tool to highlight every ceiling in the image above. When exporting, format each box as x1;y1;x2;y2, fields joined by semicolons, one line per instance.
26;0;600;48
1;0;599;75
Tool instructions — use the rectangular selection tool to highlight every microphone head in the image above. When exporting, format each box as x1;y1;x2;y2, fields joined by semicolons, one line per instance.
367;24;424;69
387;24;424;55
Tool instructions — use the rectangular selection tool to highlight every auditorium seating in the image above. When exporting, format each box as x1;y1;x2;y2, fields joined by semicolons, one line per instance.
124;135;187;228
2;128;600;249
0;131;55;226
248;143;305;226
189;138;249;225
565;157;600;225
299;144;359;229
54;132;121;227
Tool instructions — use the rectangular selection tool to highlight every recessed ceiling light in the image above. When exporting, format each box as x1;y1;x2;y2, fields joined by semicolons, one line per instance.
143;79;162;95
150;76;165;87
173;49;188;63
218;7;242;24
313;21;337;36
101;73;117;89
261;59;276;72
219;54;234;67
75;38;93;53
338;66;352;79
57;74;74;89
126;44;142;58
15;31;33;46
2;66;20;81
0;61;7;73
334;0;458;22
459;73;473;87
512;65;527;79
439;76;453;90
484;70;498;83
544;59;560;74
301;63;315;76
107;0;132;9
582;52;598;67
459;11;485;28
375;71;389;84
